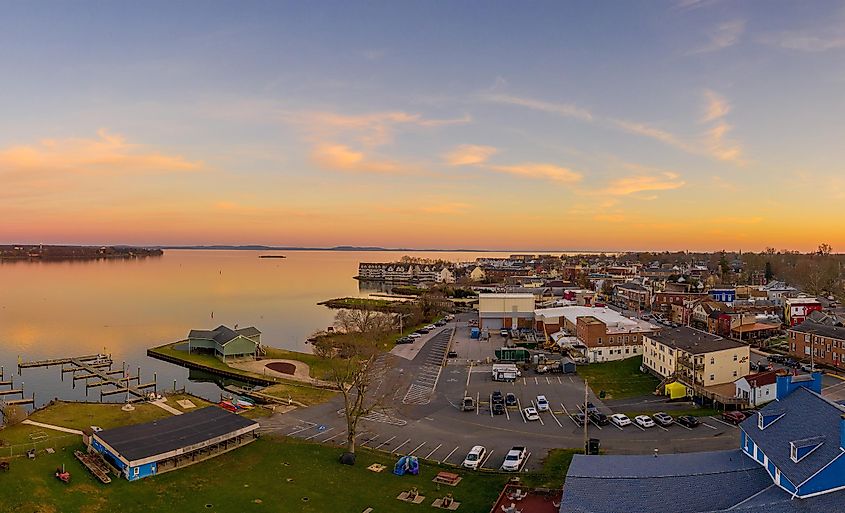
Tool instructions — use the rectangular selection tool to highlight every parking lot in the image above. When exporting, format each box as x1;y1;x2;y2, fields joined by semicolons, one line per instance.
259;315;743;471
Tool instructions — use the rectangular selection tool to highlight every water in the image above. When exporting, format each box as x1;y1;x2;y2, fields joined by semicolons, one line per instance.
0;249;514;407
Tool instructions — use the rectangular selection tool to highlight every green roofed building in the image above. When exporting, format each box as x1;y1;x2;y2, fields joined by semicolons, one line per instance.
183;325;261;361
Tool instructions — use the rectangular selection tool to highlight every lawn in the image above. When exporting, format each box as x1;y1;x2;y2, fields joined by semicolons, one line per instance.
521;449;580;489
577;356;661;400
260;382;337;406
0;436;511;513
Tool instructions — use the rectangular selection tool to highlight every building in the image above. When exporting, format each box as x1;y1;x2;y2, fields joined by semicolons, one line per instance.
740;373;845;499
708;288;737;303
691;300;726;330
469;266;486;282
643;326;750;388
88;407;259;481
787;319;845;369
535;306;658;363
762;280;798;304
651;291;706;317
734;370;778;407
356;262;454;283
612;282;651;310
477;293;535;330
183;325;261;361
560;373;845;513
784;297;823;327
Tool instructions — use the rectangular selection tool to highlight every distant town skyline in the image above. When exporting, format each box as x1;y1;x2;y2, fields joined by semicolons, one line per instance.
3;1;845;252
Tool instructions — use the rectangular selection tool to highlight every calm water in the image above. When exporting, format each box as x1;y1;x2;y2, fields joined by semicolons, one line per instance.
0;249;513;407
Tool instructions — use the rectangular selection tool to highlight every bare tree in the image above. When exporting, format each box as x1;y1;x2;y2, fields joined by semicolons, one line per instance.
334;308;396;335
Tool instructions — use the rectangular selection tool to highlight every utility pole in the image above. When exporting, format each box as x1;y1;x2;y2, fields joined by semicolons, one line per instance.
583;379;589;454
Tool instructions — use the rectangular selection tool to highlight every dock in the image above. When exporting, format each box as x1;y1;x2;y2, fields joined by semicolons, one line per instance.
0;370;34;407
17;354;157;403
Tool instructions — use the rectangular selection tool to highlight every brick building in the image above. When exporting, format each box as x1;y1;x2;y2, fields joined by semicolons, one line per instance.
788;320;845;369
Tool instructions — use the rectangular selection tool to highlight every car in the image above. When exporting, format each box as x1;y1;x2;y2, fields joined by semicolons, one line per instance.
408;332;422;339
492;402;505;415
722;411;747;424
635;415;655;428
415;328;429;334
610;413;632;427
501;447;527;472
396;336;413;344
585;402;598;414
523;407;540;421
677;415;700;428
573;412;587;426
491;391;504;405
505;393;518;407
767;354;785;363
462;445;487;469
425;324;437;330
652;412;674;426
447;350;458;358
435;320;447;327
588;411;609;426
500;328;509;337
800;363;814;372
536;395;549;412
461;396;475;411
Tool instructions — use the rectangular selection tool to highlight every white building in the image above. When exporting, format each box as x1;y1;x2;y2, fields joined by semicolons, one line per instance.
477;293;536;330
734;370;778;407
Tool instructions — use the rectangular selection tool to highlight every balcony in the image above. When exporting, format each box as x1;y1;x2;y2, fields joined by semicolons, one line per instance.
677;355;705;371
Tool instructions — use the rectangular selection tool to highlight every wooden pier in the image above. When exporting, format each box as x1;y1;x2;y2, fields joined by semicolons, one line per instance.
0;370;34;407
17;354;157;403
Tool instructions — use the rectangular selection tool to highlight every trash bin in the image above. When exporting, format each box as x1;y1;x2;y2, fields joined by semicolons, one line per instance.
586;438;600;455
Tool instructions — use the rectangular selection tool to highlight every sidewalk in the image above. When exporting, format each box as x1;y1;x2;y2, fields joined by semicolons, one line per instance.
21;419;83;435
151;399;183;415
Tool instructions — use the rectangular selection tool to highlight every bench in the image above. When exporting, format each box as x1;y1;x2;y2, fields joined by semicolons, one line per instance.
433;471;462;486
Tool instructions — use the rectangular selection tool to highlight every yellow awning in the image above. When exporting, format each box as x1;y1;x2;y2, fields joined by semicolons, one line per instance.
665;382;687;399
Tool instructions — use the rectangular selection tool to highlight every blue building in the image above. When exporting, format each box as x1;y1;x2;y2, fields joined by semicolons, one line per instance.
560;372;845;512
89;406;259;481
708;288;736;303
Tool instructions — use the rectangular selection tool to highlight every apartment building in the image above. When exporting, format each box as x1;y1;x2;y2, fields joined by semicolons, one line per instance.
787;320;845;369
643;326;750;387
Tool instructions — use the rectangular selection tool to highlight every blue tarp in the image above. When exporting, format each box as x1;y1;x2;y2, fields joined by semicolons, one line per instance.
393;455;419;476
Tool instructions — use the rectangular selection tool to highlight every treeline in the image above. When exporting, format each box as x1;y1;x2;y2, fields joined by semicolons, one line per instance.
0;245;163;260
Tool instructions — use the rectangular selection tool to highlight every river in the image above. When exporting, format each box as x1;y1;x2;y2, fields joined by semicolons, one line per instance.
0;249;514;408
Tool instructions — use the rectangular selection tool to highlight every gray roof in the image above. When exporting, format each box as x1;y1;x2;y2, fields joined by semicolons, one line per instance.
647;326;746;354
789;319;845;340
739;386;845;486
188;325;260;346
560;449;845;513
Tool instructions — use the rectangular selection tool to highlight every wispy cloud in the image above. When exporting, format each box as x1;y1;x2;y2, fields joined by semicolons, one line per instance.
478;93;593;121
699;90;742;163
487;163;582;183
761;28;845;52
444;144;498;166
604;172;686;196
610;119;697;154
310;143;414;175
687;19;745;54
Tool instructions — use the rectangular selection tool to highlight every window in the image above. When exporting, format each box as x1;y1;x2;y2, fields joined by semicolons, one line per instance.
133;467;139;477
597;337;602;344
710;357;715;365
733;370;737;377
790;444;798;462
710;374;715;381
733;354;738;361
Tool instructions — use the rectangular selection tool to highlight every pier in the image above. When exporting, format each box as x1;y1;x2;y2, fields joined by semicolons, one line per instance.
0;367;34;407
17;354;157;403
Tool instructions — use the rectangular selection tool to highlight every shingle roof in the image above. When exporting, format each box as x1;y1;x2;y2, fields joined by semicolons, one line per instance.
740;386;845;487
647;326;746;354
790;319;845;340
188;325;260;346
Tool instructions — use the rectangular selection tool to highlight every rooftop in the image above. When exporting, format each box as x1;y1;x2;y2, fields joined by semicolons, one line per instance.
647;326;746;354
535;306;657;334
790;319;845;340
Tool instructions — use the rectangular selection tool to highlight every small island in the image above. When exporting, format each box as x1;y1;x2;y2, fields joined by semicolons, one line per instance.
258;255;286;259
0;245;163;261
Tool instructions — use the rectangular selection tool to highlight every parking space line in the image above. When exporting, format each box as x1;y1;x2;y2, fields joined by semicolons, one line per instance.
534;377;539;385
374;435;396;450
522;377;526;385
392;438;412;454
362;434;379;446
476;392;479;415
517;398;526;423
546;377;551;384
505;401;510;420
675;422;692;431
441;446;460;464
286;423;316;436
549;407;563;428
557;377;562;384
480;449;495;469
409;441;426;455
321;431;345;443
489;393;494;418
424;444;442;460
701;422;719;430
709;416;737;428
569;377;574;383
305;427;334;440
521;452;531;472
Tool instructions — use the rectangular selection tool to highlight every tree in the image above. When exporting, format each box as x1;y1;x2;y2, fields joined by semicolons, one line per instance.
334;308;396;335
600;279;615;299
818;243;833;256
764;261;774;282
718;252;730;276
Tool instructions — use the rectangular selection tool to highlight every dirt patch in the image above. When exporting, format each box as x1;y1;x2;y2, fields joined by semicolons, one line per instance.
265;362;297;375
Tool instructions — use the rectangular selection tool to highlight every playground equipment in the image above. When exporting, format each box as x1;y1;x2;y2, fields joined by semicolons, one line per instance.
393;455;419;476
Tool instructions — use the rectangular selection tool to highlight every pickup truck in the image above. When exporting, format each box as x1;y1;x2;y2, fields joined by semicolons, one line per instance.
501;446;527;472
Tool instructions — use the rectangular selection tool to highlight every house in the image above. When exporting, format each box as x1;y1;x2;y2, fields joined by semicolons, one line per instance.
643;326;750;388
477;293;535;330
613;282;650;311
651;291;706;317
734;370;778;407
559;372;845;513
88;407;258;481
183;325;261;361
762;281;798;304
469;266;486;282
787;319;845;370
708;288;737;304
740;372;845;499
785;297;823;327
691;300;727;330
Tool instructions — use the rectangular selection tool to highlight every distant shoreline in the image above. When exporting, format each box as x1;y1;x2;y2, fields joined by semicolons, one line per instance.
158;245;609;253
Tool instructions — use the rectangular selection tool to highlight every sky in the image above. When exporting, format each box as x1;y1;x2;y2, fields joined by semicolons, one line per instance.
2;1;845;252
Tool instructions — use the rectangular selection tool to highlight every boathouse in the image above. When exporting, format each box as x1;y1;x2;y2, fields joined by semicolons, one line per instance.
183;325;261;361
89;406;259;481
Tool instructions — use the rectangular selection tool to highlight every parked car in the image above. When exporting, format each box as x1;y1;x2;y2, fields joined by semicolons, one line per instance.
585;402;599;415
492;403;506;415
461;396;475;412
447;350;458;358
435;320;447;327
573;412;587;426
462;445;487;470
767;354;785;363
722;411;747;424
536;395;549;412
491;391;504;405
425;324;437;331
500;328;509;337
677;415;701;428
415;328;429;334
610;413;632;427
408;333;422;339
635;415;655;428
800;363;814;372
652;412;674;426
523;407;540;421
396;336;413;344
501;447;527;472
588;411;609;426
505;393;518;407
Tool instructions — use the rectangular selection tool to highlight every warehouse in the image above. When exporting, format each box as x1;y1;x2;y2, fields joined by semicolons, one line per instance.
89;406;259;481
477;293;535;330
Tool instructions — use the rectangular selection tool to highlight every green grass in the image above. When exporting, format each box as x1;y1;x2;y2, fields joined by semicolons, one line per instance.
319;297;409;313
577;356;661;400
0;436;510;513
260;383;337;406
521;449;579;489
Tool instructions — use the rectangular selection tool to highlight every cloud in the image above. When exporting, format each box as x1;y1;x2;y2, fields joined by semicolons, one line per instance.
610;119;697;154
478;93;593;121
699;90;742;163
687;20;745;54
604;172;686;196
421;202;472;215
310;143;412;175
761;26;845;52
444;144;498;166
488;163;582;183
291;110;471;147
702;90;731;122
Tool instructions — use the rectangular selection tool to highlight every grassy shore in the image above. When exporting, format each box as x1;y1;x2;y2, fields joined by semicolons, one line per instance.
318;297;412;313
577;356;661;400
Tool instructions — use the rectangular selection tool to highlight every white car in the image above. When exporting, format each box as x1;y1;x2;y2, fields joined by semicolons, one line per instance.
425;324;437;331
501;447;527;472
635;415;655;428
408;332;422;339
523;407;540;421
610;413;632;427
462;445;487;470
536;395;549;412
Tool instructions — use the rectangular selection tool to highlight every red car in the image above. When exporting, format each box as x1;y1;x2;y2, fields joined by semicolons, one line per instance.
722;411;747;424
